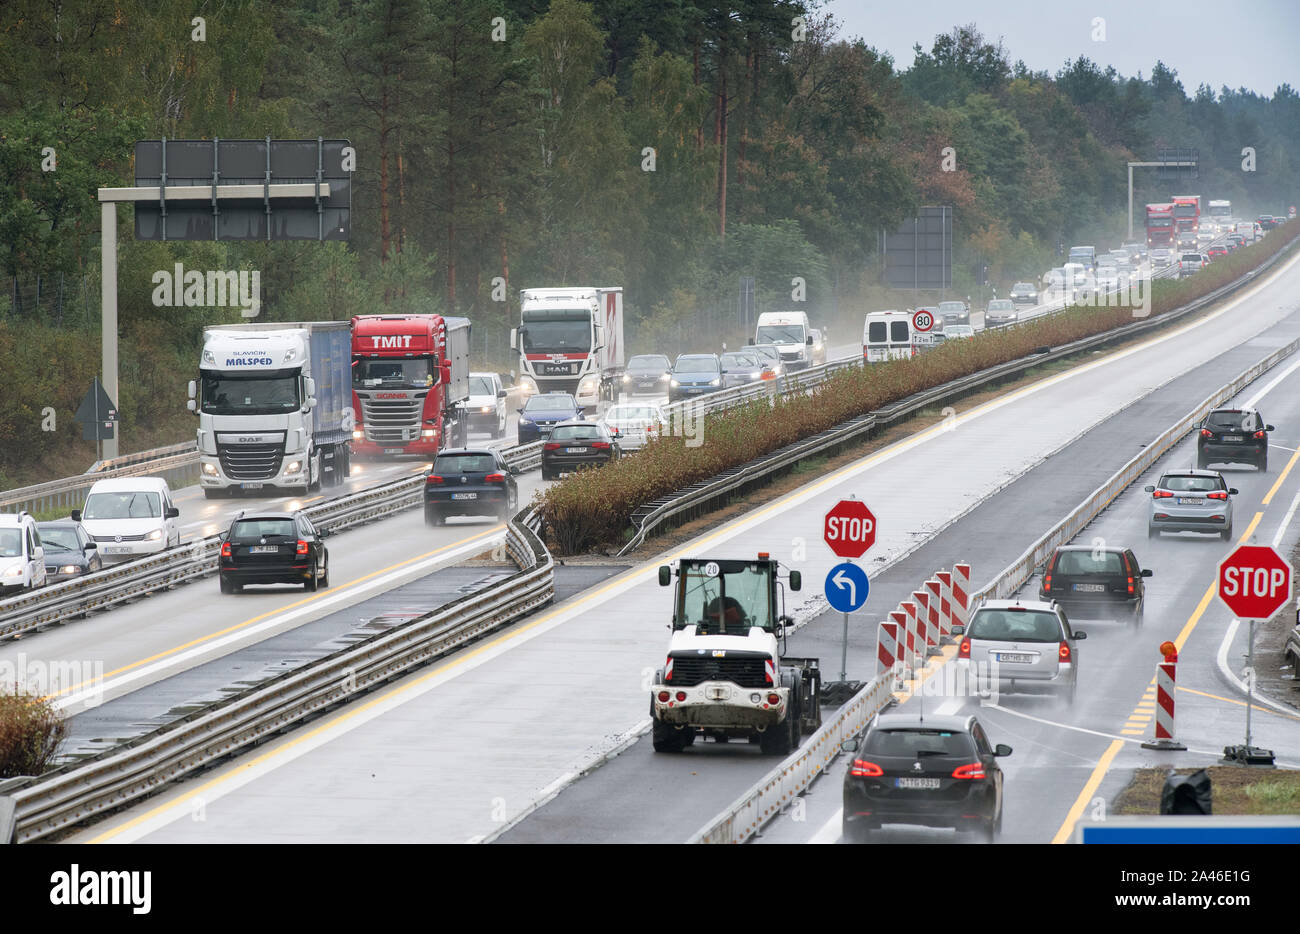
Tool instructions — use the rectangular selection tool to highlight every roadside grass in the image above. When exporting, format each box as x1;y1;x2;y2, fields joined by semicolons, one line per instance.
1114;767;1300;815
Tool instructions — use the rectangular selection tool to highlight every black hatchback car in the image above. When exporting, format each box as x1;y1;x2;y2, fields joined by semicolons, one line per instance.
1039;544;1151;623
219;511;330;593
841;713;1010;843
1198;407;1274;471
37;519;103;583
541;421;620;480
424;448;519;525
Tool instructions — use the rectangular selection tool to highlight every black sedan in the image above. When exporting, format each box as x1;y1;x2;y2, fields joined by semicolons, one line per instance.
219;511;330;593
37;519;103;582
541;421;620;480
621;354;673;397
841;712;1010;843
424;448;520;524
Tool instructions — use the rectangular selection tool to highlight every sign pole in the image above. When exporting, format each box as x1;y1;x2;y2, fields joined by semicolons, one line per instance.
840;611;849;682
1245;619;1255;751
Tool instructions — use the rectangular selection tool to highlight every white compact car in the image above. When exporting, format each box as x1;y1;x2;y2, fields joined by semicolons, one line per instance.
0;511;47;595
74;477;181;563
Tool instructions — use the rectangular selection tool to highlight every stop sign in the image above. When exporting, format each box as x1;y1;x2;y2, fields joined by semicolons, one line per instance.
824;499;876;559
1218;545;1292;619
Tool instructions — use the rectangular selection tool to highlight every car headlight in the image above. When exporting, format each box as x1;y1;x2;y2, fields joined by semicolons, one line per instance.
285;460;302;475
3;565;22;577
622;375;631;383
660;373;670;381
202;462;219;476
750;372;761;379
709;378;720;387
480;405;492;414
148;529;163;541
670;379;679;387
60;565;82;575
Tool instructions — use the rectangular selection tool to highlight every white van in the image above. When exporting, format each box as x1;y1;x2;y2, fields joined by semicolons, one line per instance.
755;310;812;370
1235;221;1257;244
863;311;915;363
74;477;181;563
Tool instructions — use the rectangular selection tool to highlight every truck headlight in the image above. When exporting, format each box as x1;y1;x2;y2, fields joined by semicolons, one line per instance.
285;460;302;475
579;377;598;393
202;462;219;476
622;374;631;383
519;377;538;395
422;429;436;438
147;529;163;541
352;429;364;440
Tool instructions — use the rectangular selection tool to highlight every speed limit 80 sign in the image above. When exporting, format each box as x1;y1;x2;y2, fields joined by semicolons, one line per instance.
912;309;935;333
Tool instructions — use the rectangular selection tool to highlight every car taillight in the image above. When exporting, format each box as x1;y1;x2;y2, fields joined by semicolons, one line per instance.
543;443;561;451
591;441;611;450
1152;490;1173;498
850;759;883;777
426;474;444;484
220;542;231;558
1200;428;1213;438
1122;554;1134;595
959;637;971;659
1059;641;1071;661
485;473;506;483
1253;430;1267;439
1207;491;1228;500
952;762;986;780
296;540;309;555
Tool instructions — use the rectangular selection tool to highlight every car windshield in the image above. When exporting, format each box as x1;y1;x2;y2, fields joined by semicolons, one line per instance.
201;372;300;415
83;491;161;520
551;425;602;441
607;406;658;422
1013;283;1033;290
628;355;669;371
0;528;23;558
744;346;779;363
988;301;1014;310
675;357;718;374
721;353;758;367
864;728;971;758
1054;551;1124;575
755;324;805;343
433;453;497;474
679;562;772;632
938;302;965;313
967;609;1063;642
37;528;79;552
353;357;435;389
469;376;494;396
230;518;296;540
1160;474;1225;493
524;396;576;413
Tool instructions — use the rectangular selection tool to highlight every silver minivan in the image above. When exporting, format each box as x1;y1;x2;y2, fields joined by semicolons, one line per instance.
958;600;1086;702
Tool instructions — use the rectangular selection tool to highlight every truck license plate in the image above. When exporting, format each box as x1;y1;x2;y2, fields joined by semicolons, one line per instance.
896;777;940;790
451;492;477;500
241;482;263;490
384;448;405;454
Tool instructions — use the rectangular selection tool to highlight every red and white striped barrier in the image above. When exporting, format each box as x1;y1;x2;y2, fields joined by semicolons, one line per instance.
951;563;972;632
925;578;946;640
912;591;932;649
900;602;920;670
1142;659;1187;750
876;621;899;678
935;570;955;642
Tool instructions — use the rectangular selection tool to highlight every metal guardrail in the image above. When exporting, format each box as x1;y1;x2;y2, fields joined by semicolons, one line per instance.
5;505;553;843
0;447;201;516
0;441;544;636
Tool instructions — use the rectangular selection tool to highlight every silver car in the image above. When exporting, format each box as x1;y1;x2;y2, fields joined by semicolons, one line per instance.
1145;469;1237;541
719;351;767;388
985;299;1018;325
958;600;1085;702
937;300;970;326
600;402;664;451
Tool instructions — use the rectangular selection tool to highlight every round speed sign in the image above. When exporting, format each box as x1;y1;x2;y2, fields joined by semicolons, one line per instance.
912;309;935;332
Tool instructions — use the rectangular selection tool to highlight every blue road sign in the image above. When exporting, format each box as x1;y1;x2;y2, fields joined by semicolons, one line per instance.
825;562;870;613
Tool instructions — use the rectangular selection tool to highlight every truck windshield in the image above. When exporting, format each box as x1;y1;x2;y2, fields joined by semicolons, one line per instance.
201;373;300;416
521;319;591;354
755;325;804;344
353;357;435;389
679;562;772;632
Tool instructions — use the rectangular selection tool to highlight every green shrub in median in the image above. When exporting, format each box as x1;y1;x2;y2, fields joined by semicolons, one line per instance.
0;687;67;778
538;225;1300;555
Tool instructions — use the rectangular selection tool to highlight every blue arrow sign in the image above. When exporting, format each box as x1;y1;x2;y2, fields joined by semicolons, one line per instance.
825;562;870;613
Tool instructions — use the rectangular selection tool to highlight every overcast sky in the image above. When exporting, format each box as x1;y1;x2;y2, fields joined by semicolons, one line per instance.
823;0;1299;97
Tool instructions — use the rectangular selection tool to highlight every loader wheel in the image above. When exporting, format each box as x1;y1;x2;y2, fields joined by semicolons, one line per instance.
652;720;688;753
759;713;795;756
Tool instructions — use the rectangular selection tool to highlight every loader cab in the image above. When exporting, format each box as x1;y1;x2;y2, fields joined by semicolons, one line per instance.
659;554;801;635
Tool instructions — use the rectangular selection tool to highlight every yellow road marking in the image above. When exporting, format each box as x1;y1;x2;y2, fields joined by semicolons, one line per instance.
1262;448;1300;505
1050;739;1123;843
1177;684;1300;723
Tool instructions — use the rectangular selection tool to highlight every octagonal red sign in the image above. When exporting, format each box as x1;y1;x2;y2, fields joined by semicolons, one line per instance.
1218;544;1292;620
824;500;876;559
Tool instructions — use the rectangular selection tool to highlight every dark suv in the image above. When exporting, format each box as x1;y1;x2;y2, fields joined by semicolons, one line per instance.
424;448;519;525
1039;545;1151;624
541;421;619;480
219;511;330;593
1198;407;1273;471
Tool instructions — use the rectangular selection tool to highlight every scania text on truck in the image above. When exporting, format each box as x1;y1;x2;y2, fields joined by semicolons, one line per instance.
650;553;822;755
189;322;354;498
1145;203;1176;248
1171;195;1201;236
512;287;624;413
350;314;471;457
754;310;813;371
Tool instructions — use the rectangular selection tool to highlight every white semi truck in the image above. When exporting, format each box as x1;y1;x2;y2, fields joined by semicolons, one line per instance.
188;321;354;497
650;553;822;755
512;287;624;413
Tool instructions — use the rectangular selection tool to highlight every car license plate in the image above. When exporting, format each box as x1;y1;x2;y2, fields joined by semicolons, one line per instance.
996;652;1034;664
384;447;405;454
1221;435;1242;442
565;447;587;454
1177;497;1204;505
896;777;940;790
105;546;131;555
241;482;263;490
250;545;279;554
451;492;477;500
1072;583;1106;592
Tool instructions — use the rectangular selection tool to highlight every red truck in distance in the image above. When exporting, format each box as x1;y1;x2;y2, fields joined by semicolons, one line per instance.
1171;195;1201;238
1145;203;1176;248
350;314;471;458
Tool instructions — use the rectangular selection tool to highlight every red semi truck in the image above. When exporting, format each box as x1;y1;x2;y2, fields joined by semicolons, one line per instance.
1145;203;1176;248
350;314;471;457
1171;195;1201;238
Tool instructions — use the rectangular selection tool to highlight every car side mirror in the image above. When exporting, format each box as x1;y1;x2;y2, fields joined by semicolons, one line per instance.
658;566;671;586
806;336;813;345
1229;488;1239;495
1141;569;1153;577
994;744;1012;757
1073;631;1087;640
498;389;507;399
319;530;330;538
71;509;82;522
84;541;97;551
165;507;179;519
840;738;859;753
1267;424;1275;431
789;570;801;592
1143;485;1154;492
